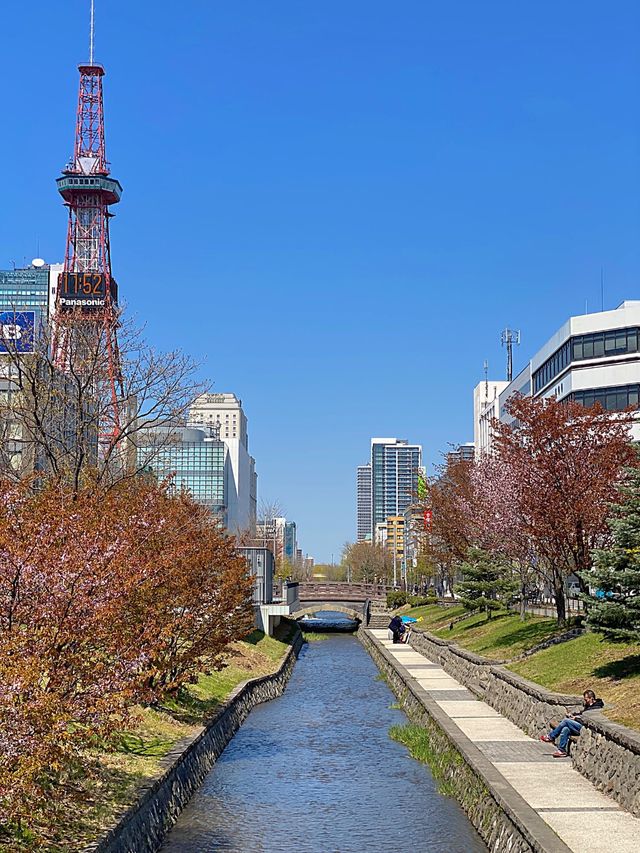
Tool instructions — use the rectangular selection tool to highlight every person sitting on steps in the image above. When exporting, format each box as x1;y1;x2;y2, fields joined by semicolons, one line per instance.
540;689;604;758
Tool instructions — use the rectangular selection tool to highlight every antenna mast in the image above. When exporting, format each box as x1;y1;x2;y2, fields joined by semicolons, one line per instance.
501;328;520;383
89;0;95;64
483;359;489;399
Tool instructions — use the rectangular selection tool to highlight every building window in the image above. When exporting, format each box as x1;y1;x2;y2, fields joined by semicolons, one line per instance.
570;383;640;411
534;326;640;393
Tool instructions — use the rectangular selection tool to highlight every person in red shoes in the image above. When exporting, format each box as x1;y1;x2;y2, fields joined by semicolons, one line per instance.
540;689;604;757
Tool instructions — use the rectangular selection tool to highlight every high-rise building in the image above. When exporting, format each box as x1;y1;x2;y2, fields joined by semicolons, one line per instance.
446;442;475;466
356;462;372;541
255;516;298;566
188;393;256;535
371;437;422;531
136;424;226;517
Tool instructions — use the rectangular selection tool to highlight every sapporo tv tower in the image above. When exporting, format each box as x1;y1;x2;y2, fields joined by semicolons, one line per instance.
53;0;123;448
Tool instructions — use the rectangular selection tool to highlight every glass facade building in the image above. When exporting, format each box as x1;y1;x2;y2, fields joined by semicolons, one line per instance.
137;426;226;516
0;268;50;316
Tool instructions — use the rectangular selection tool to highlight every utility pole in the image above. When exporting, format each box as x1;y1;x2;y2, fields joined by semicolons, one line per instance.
501;329;520;382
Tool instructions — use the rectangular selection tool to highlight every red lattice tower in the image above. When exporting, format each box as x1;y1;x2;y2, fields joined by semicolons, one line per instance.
54;53;123;447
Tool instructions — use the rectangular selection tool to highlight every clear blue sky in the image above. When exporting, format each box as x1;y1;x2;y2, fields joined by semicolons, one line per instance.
1;2;639;562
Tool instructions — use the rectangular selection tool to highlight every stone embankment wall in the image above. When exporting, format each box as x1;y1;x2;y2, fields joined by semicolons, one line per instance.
410;629;640;818
359;629;570;853
85;630;304;853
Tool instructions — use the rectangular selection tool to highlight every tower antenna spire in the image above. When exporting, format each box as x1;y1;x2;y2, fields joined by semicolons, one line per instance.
89;0;95;64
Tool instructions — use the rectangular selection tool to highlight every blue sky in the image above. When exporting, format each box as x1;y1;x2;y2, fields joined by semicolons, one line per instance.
1;2;639;561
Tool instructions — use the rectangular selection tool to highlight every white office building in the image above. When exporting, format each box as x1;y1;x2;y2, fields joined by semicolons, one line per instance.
188;393;257;535
475;301;640;454
473;379;509;459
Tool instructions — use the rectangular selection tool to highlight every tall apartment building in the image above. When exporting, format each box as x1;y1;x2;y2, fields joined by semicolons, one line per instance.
189;393;257;535
356;463;372;541
475;301;640;453
446;442;475;466
371;437;423;532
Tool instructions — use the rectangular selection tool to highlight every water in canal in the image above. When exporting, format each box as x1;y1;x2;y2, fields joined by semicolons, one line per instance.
160;628;486;853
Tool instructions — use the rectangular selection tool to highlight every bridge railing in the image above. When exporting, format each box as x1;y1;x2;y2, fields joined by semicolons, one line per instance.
298;582;390;600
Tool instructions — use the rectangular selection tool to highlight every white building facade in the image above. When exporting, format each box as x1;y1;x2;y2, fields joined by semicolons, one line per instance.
476;301;640;455
473;379;508;459
189;392;257;535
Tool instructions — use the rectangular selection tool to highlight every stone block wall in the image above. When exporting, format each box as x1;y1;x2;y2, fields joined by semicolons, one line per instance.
84;630;304;853
410;627;640;818
359;629;568;853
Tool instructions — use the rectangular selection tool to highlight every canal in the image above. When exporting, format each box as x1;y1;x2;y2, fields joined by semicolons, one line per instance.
160;629;486;852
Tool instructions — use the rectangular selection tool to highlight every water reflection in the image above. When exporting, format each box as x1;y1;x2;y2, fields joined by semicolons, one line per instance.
160;634;486;853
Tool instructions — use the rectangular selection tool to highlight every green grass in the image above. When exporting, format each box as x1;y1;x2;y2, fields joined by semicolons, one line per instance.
390;723;463;797
303;632;332;642
509;631;640;729
403;604;562;660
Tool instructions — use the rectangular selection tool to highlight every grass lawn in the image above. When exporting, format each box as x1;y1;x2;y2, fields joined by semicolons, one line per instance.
16;624;296;853
404;604;563;660
508;632;640;729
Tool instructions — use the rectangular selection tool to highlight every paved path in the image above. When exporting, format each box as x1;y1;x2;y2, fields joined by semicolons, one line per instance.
370;629;639;853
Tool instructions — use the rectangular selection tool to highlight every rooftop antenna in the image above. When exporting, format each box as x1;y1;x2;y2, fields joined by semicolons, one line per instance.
501;328;520;383
601;267;604;312
89;0;95;64
483;359;489;399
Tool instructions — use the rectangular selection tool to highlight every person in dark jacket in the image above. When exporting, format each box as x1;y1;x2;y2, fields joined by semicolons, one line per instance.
387;615;405;643
540;690;604;757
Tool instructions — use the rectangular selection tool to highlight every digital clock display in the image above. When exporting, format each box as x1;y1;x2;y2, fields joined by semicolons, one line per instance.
57;272;118;310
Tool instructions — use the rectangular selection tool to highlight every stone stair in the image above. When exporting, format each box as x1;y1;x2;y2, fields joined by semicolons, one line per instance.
367;611;392;629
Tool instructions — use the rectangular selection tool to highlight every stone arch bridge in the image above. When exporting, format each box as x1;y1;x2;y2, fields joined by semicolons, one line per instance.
291;582;389;623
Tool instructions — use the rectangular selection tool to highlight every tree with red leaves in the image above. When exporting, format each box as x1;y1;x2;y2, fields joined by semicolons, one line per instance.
0;477;253;834
493;394;636;623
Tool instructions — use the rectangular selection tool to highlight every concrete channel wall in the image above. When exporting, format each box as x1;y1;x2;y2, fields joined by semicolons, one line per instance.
358;628;567;853
409;628;640;818
85;630;304;853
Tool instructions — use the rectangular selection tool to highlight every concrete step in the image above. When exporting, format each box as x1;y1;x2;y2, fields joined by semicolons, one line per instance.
367;613;392;628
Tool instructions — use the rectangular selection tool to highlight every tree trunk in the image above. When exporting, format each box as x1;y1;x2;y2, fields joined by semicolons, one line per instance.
520;581;527;621
554;582;566;625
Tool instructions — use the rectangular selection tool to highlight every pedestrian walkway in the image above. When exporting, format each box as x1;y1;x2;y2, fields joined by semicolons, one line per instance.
370;629;639;853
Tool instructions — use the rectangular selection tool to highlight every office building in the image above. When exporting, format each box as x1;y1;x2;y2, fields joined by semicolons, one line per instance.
136;424;226;517
356;462;372;541
475;301;640;454
473;379;509;459
189;393;248;446
0;262;63;320
255;516;298;566
371;437;423;531
188;393;257;535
